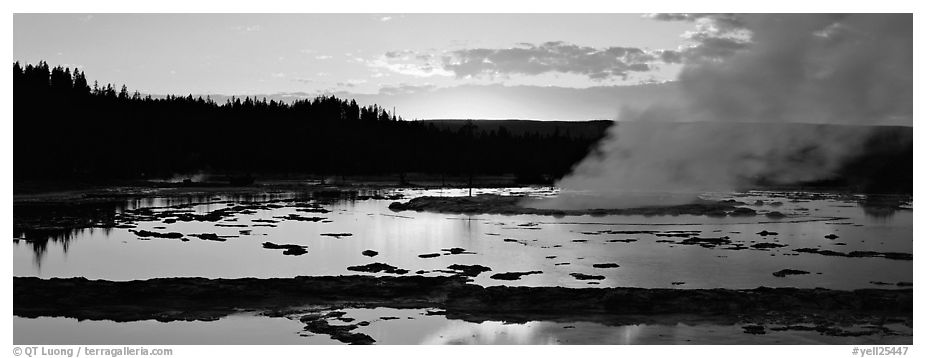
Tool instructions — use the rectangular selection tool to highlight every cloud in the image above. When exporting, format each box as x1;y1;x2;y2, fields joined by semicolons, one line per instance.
366;51;453;78
314;55;333;60
645;14;754;64
380;16;393;22
369;42;679;81
646;13;745;31
442;41;660;80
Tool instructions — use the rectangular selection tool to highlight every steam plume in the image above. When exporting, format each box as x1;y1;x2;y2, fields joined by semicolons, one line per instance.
549;14;912;209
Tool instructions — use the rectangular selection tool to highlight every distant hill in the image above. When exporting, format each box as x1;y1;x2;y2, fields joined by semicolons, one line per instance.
421;119;614;139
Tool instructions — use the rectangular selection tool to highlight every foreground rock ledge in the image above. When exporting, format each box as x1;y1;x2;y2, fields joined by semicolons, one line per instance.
14;276;911;327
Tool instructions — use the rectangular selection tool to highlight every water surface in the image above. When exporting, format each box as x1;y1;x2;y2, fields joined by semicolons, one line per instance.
14;188;912;290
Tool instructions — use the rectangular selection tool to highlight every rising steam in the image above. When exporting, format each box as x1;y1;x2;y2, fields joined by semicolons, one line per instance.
546;14;912;209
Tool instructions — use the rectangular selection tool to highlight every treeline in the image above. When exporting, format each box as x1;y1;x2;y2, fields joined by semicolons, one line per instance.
14;61;607;183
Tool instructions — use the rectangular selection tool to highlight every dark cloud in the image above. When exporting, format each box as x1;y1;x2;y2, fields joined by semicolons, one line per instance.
441;41;660;80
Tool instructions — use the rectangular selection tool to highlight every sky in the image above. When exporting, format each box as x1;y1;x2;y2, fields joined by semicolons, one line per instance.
14;13;696;120
12;13;912;124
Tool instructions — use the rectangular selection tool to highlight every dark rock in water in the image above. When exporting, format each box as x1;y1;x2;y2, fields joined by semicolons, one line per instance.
897;282;913;287
756;230;779;236
130;230;184;240
362;250;379;257
321;233;353;238
765;211;786;219
794;248;912;261
752;243;787;249
490;271;543;280
679;236;731;247
655;233;695;237
262;242;308;256
379;316;400;320
441;247;472;255
869;281;891;286
447;264;492;277
298;313;325;322
554;263;570;266
215;223;248;228
357;321;370;326
503;238;528;246
773;269;810;277
671;281;685;285
418;253;441;259
824;234;839;240
572;239;588;243
606;239;638;243
729;207;757;217
592;263;620;268
282;247;307;256
347;263;409;275
301;315;375;345
296;207;332;214
192;233;225;242
570;273;605;280
276;214;326;222
768;323;895;337
742;325;766;335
